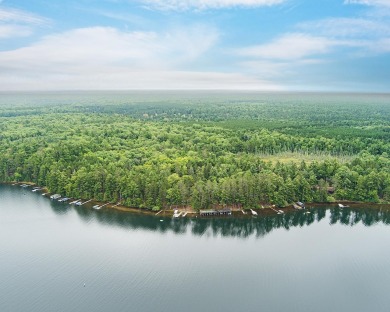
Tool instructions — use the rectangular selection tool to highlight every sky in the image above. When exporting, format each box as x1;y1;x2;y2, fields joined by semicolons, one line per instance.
0;0;389;92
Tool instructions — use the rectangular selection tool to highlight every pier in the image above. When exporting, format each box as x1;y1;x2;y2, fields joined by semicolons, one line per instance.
76;199;93;206
93;203;110;210
199;208;232;217
270;207;284;214
173;210;182;218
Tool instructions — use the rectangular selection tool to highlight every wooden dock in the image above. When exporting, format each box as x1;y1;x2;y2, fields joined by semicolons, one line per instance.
173;210;182;218
270;207;284;214
199;208;232;217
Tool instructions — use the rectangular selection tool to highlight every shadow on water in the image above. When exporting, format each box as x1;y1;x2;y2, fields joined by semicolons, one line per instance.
61;205;390;239
4;185;390;238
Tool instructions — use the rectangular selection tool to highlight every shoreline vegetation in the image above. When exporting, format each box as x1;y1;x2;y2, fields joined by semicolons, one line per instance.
5;182;390;218
1;92;390;211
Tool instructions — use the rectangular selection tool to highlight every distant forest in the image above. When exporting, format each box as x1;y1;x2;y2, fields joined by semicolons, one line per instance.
1;92;389;209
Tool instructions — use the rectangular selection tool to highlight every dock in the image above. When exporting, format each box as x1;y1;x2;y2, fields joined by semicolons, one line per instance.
76;199;93;206
93;203;109;210
155;210;163;216
182;212;188;217
270;207;284;214
173;210;182;218
199;208;232;217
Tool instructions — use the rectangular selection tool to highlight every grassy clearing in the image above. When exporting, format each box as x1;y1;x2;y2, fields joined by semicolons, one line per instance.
257;152;355;164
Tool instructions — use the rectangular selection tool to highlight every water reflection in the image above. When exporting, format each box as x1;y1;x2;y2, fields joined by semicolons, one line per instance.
52;202;390;238
5;185;389;238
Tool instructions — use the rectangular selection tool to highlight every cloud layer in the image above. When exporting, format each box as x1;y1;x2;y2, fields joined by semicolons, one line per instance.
0;26;280;90
0;7;49;39
141;0;285;10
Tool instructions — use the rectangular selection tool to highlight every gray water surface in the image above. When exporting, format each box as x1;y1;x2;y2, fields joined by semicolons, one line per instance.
1;184;390;312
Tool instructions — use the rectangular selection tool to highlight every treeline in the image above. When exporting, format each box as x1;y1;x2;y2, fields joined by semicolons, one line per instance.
1;111;389;209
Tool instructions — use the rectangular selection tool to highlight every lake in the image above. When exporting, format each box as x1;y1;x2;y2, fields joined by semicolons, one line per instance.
1;184;390;312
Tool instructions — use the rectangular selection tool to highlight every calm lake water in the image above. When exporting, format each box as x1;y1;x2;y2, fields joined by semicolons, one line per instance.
1;184;390;312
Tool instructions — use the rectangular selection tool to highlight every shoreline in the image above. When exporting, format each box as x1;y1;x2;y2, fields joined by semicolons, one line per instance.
3;182;390;217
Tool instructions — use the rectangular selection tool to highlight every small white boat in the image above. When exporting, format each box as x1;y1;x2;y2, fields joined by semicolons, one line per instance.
93;205;101;210
173;210;182;218
50;194;61;200
250;209;258;216
338;203;349;208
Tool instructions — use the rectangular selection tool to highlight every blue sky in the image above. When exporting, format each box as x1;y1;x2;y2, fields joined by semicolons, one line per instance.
0;0;389;91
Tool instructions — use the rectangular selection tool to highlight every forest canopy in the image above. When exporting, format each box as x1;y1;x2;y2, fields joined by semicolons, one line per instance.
1;91;389;208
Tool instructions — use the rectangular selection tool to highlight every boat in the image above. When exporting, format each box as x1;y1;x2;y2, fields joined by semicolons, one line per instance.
250;209;258;216
50;194;61;200
173;209;182;218
296;201;305;209
338;203;349;208
93;205;101;210
58;197;69;202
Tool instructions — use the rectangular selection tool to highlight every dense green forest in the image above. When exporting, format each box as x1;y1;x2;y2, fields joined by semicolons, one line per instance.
1;91;389;209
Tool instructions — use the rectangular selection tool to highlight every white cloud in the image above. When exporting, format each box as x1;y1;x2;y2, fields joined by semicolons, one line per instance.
344;0;390;6
0;24;32;38
1;70;282;91
0;7;50;39
237;33;335;60
0;7;49;25
297;17;390;38
0;26;218;69
0;26;281;90
140;0;285;10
